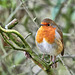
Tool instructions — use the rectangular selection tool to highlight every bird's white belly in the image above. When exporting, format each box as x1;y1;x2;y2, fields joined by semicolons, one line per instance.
36;38;58;55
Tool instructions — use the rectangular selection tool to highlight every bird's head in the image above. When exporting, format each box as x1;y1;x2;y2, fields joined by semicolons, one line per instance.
40;18;57;27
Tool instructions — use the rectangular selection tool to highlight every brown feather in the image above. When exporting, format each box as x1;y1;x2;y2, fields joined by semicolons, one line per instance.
56;27;64;56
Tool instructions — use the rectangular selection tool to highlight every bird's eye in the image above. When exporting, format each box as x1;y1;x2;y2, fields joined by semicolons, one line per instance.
48;24;50;26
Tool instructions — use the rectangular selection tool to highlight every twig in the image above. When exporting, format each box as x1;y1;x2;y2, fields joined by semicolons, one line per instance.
5;18;18;29
0;26;29;47
33;17;37;22
4;3;22;24
25;33;32;39
61;55;75;59
58;56;73;75
19;0;39;28
0;33;29;51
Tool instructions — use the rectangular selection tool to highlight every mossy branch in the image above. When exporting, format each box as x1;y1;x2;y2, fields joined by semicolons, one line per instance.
0;25;54;75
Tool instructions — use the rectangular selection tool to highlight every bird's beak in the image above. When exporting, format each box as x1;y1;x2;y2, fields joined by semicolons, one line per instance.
40;24;45;26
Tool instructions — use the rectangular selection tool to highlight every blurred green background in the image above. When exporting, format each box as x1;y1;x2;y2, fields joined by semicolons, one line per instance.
0;0;75;75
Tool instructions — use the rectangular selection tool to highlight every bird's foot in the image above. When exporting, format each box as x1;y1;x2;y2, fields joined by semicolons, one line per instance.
25;52;32;59
41;54;45;60
50;55;57;68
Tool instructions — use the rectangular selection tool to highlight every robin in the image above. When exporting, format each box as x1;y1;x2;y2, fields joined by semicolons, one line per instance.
35;18;64;68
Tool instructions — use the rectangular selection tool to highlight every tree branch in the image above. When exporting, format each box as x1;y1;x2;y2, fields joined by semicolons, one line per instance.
0;25;54;75
5;18;18;29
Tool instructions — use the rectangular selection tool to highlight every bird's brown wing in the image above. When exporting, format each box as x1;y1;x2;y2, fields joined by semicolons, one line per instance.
57;27;64;56
51;20;64;56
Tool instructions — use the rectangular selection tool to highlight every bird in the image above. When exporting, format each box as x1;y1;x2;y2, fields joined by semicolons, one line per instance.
35;18;64;68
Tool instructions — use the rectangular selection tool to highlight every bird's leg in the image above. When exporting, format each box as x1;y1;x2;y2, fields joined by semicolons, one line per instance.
52;56;57;68
50;55;54;68
50;55;52;61
25;52;32;59
42;54;45;59
52;56;55;68
50;56;57;68
54;56;57;68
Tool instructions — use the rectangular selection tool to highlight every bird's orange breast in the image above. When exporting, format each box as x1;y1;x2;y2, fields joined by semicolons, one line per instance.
36;26;56;44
